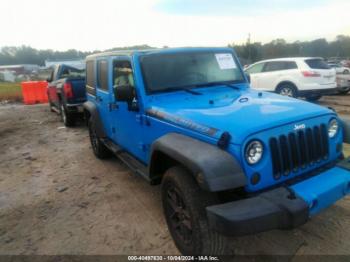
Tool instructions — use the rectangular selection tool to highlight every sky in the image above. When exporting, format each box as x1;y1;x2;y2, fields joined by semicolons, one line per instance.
0;0;349;51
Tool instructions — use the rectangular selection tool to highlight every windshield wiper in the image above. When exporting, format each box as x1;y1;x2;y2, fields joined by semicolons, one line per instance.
195;81;241;90
181;88;202;95
154;86;202;95
151;81;242;95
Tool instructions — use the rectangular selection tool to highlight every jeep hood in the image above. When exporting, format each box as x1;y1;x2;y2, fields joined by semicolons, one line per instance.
146;87;333;145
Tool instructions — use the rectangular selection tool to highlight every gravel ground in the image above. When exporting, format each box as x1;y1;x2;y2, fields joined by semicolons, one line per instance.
0;102;350;256
318;93;350;116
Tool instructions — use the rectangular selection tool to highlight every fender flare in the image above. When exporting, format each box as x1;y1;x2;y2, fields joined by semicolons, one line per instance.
150;133;247;192
83;101;106;138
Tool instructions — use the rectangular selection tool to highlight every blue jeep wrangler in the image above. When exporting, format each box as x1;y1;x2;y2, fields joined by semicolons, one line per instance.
83;47;350;255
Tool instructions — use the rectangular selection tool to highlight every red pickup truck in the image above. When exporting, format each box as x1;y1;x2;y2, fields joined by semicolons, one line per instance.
47;64;86;126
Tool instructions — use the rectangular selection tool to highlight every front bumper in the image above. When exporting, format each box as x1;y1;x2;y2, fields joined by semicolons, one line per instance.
66;103;84;113
207;158;350;236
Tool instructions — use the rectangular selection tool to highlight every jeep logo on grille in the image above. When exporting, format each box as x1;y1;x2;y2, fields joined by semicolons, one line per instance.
294;124;306;131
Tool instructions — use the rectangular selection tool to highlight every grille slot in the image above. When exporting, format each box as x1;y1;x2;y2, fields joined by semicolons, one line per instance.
270;124;329;179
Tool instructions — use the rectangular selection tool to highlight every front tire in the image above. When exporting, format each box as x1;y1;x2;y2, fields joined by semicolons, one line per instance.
276;83;297;98
162;166;228;255
88;120;112;159
343;69;349;74
338;89;350;95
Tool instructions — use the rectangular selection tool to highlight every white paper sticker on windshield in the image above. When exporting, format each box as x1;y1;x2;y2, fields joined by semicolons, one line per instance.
215;53;236;70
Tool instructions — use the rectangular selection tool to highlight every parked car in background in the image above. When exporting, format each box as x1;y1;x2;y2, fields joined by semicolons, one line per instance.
336;75;350;94
340;60;350;68
328;63;350;74
47;64;86;126
245;57;337;101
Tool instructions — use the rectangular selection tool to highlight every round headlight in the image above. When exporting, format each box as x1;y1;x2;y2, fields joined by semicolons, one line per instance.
245;140;263;165
328;119;339;138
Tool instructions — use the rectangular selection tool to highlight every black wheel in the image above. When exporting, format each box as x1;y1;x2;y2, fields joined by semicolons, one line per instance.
162;166;228;255
88;120;112;159
60;102;75;127
343;69;349;74
276;83;297;98
338;89;350;95
306;95;322;101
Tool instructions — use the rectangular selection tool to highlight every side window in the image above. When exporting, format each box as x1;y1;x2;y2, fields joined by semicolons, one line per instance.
284;61;298;70
263;62;285;72
246;63;265;74
113;60;135;89
86;60;96;96
97;60;109;91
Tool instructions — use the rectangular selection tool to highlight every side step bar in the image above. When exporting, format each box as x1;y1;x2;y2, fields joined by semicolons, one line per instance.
101;138;150;182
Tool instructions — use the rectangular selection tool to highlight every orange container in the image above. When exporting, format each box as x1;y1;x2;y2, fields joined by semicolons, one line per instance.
21;81;48;105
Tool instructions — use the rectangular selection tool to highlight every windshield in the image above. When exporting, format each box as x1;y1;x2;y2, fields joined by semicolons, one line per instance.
140;52;245;94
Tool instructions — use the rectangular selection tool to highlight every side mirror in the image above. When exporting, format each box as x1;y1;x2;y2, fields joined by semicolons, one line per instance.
46;77;52;83
115;85;134;102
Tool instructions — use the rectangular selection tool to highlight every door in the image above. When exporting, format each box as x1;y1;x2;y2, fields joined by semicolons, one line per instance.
258;61;287;90
245;62;265;89
47;65;60;108
95;59;113;138
109;58;146;161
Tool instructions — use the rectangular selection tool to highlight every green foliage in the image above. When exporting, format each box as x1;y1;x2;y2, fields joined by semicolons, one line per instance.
1;37;350;66
0;82;22;101
229;35;350;64
0;45;155;66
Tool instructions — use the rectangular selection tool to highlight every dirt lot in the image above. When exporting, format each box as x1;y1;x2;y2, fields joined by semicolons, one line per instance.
319;93;350;116
0;98;350;256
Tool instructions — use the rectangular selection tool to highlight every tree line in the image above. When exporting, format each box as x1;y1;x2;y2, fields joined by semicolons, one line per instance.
0;45;153;66
0;36;349;66
231;35;350;65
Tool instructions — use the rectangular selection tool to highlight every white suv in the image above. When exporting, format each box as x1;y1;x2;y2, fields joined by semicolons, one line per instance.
244;57;337;101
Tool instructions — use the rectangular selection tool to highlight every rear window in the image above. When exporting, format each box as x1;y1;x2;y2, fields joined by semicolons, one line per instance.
97;60;108;91
60;67;85;79
304;59;330;69
86;60;96;96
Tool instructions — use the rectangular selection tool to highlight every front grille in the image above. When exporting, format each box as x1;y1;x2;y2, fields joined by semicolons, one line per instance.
269;124;329;179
